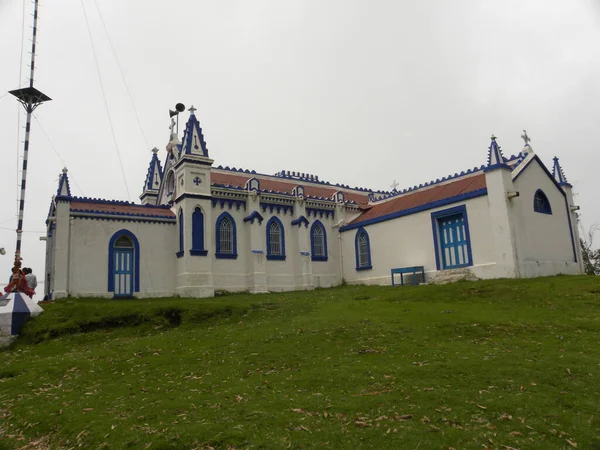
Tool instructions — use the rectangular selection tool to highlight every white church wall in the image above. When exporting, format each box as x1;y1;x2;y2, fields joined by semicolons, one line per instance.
340;195;497;286
512;159;579;277
211;204;252;292
310;216;343;289
68;219;176;298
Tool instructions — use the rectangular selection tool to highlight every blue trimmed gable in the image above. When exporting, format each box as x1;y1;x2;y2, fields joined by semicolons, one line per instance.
179;108;209;158
56;168;72;199
484;135;511;172
142;148;164;192
552;157;572;188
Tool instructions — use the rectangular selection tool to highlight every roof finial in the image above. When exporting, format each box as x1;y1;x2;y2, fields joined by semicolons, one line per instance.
188;105;197;115
152;147;159;154
521;129;531;146
169;117;176;134
490;134;497;141
390;180;399;191
62;167;68;174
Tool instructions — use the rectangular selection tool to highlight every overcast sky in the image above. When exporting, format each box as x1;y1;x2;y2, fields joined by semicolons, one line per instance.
1;0;599;289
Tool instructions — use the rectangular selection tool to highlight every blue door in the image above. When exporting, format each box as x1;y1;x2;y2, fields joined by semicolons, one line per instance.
439;214;470;269
114;248;133;297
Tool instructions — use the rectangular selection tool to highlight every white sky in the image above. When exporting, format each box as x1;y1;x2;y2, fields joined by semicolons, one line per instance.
1;0;599;289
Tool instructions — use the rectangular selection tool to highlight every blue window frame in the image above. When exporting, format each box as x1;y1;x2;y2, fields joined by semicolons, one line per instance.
310;220;328;261
431;205;473;270
533;189;552;215
215;212;238;259
354;227;372;270
108;229;140;296
266;217;286;260
190;207;208;256
177;209;184;258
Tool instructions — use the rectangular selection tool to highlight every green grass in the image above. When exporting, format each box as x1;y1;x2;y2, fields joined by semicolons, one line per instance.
1;276;599;449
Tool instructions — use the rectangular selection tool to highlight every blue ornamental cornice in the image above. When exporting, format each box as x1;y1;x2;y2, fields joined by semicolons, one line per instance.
306;207;335;219
243;211;264;225
212;198;246;211
260;202;294;215
291;215;310;228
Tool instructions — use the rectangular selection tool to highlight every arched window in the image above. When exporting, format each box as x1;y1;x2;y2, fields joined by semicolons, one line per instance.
215;212;237;259
310;220;328;261
177;209;184;258
266;217;285;260
533;189;552;215
355;227;372;270
166;171;175;197
108;229;140;297
190;207;208;256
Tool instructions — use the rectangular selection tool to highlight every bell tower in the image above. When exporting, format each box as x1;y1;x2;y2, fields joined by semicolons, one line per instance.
172;106;215;297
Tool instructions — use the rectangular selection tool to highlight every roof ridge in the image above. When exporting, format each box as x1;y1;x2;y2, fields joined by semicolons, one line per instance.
213;165;384;194
71;196;172;209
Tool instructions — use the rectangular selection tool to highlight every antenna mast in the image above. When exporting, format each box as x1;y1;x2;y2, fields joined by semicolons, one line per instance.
8;0;52;288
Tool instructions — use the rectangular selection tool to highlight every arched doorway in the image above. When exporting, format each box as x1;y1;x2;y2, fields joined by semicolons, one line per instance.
111;234;135;297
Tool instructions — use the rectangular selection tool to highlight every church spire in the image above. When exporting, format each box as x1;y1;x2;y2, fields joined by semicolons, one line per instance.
140;148;164;205
179;106;209;158
56;167;72;199
485;135;510;171
552;157;572;188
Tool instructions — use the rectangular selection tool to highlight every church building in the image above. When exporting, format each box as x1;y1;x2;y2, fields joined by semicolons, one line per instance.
43;108;583;299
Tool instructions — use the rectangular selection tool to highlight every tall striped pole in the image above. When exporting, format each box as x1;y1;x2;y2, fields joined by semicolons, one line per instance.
8;0;51;291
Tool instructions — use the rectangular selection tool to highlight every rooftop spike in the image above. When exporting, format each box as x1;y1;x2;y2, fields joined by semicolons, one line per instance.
552;157;572;188
485;134;511;171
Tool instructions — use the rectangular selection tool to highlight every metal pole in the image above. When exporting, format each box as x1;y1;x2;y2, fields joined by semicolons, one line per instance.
10;0;47;289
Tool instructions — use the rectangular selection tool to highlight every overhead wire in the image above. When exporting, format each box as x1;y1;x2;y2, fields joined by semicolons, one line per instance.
78;0;132;201
33;113;84;196
90;0;150;150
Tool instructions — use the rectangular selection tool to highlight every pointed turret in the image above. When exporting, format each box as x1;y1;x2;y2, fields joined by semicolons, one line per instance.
140;148;164;205
56;167;72;199
484;135;511;171
178;106;209;158
552;157;572;188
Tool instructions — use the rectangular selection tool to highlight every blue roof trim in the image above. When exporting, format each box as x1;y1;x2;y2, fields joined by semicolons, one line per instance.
71;212;175;223
142;150;164;192
291;215;310;228
552;157;573;188
70;196;173;209
243;211;264;224
214;165;388;195
340;188;488;232
179;112;209;158
56;171;72;198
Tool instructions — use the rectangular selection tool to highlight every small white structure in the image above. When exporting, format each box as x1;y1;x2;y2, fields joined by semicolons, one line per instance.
0;292;43;335
42;111;583;299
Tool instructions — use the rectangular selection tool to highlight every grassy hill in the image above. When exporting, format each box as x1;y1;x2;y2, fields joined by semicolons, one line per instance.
1;276;599;449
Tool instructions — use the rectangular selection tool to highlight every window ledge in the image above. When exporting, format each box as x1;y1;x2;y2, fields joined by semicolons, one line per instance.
216;253;238;259
176;251;184;258
534;210;552;215
190;249;208;256
266;254;286;261
312;256;328;262
356;265;372;271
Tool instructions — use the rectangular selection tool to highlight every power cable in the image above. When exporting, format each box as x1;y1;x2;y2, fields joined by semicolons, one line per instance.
33;113;84;196
90;0;150;150
78;0;132;201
